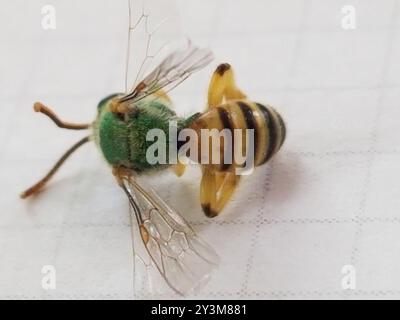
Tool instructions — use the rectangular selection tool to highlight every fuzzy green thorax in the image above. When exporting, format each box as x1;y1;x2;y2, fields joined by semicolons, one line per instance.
93;93;197;172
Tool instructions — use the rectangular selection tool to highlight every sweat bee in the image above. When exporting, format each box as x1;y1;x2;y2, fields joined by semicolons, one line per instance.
21;0;285;296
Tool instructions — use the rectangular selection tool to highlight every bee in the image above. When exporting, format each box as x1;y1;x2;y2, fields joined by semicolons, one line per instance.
20;1;285;296
187;63;286;218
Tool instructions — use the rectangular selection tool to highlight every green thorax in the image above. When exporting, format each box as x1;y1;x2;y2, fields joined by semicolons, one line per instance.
93;93;197;172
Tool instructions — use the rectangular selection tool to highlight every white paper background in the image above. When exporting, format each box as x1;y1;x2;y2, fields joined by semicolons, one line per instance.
1;0;400;299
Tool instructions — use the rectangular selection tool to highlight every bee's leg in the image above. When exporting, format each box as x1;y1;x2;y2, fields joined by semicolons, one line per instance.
20;136;91;199
207;63;247;109
214;171;240;214
172;162;186;177
200;167;217;217
200;167;240;218
154;89;172;103
112;166;132;185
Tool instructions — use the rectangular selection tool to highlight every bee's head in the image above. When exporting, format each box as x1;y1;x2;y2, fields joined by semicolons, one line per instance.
97;93;122;113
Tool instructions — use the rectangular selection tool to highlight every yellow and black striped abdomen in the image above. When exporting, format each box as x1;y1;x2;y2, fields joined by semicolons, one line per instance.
189;99;286;170
229;100;286;166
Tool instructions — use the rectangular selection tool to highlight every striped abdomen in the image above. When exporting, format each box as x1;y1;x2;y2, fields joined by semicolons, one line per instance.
188;99;286;171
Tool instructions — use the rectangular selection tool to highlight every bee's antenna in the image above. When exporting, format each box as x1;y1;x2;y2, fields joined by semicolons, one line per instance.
33;102;90;130
20;136;90;199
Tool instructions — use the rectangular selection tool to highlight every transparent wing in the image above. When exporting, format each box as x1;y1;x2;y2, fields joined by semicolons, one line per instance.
119;172;219;297
122;0;213;104
125;0;182;93
121;42;214;104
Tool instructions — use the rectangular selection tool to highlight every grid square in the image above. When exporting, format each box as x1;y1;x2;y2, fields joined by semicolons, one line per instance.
264;153;368;221
386;31;400;85
0;227;59;298
290;32;388;88
0;99;20;150
246;222;356;293
375;88;400;151
210;34;298;93
364;154;400;218
26;40;123;98
217;0;305;34
52;226;133;297
0;42;38;98
283;90;379;153
355;222;400;294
